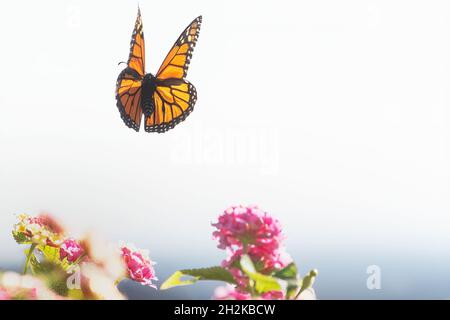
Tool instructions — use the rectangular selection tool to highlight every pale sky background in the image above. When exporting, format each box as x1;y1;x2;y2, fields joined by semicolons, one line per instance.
0;0;449;299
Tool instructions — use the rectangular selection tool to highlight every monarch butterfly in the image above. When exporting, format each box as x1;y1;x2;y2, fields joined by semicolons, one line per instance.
116;8;202;133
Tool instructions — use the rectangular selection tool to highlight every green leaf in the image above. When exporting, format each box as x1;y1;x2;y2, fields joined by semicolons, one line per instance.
160;271;199;290
37;245;72;271
161;266;236;290
273;263;301;299
29;255;47;274
273;263;298;280
240;255;284;294
12;231;30;245
181;267;236;283
29;257;70;296
252;272;284;294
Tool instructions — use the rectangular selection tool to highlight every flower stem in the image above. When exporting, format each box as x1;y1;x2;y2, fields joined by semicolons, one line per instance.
23;243;37;274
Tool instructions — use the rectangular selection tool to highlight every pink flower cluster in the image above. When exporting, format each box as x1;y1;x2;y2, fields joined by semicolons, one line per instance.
60;239;84;263
11;214;158;299
214;285;251;300
212;205;283;252
0;288;11;300
13;213;65;247
212;205;290;299
213;205;288;271
121;245;157;288
214;285;285;300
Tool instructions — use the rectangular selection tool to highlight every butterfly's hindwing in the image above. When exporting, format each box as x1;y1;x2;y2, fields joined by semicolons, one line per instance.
145;79;197;133
116;68;143;131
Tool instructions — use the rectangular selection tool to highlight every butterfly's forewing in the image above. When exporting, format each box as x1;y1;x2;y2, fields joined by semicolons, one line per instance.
127;8;145;77
115;8;145;131
156;16;202;80
145;16;202;133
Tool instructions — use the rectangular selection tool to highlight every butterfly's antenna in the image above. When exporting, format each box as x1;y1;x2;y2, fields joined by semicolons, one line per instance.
118;61;127;66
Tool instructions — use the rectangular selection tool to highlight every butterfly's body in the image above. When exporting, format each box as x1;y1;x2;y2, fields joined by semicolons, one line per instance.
115;9;202;133
141;73;157;116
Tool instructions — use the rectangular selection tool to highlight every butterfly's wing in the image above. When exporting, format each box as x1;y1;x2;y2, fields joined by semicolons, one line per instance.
126;8;145;77
156;16;202;80
145;79;197;133
116;69;143;131
115;8;145;131
145;16;202;133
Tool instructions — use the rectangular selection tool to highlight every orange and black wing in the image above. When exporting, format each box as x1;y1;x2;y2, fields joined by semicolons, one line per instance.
115;8;145;131
156;16;202;80
116;69;143;131
145;16;202;133
145;79;197;133
126;8;145;77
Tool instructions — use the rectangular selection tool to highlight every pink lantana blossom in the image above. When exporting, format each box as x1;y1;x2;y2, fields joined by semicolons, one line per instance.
60;239;84;263
214;285;251;300
222;247;291;288
212;205;283;252
261;290;285;300
121;244;157;288
213;285;285;300
223;246;291;275
212;205;292;298
227;267;250;290
0;288;11;300
13;213;65;247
